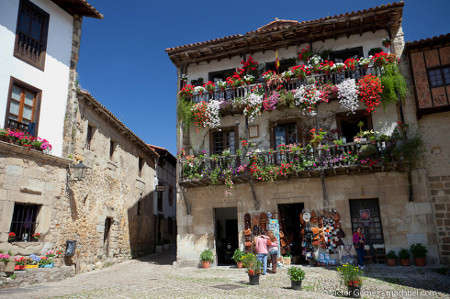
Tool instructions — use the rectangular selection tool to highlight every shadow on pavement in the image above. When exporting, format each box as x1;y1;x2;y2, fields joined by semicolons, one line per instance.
134;247;176;266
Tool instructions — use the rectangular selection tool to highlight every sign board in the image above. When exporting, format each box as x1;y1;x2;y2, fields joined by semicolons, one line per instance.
360;209;370;222
156;185;165;192
268;219;281;258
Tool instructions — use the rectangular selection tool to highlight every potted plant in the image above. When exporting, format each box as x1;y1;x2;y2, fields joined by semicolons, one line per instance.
8;232;15;243
32;233;40;242
386;251;397;266
382;38;391;48
288;266;305;290
398;248;410;266
199;249;214;269
14;257;27;271
0;251;14;275
337;263;362;298
232;248;245;268
242;253;262;285
410;243;428;266
26;257;39;269
53;251;63;268
39;257;54;268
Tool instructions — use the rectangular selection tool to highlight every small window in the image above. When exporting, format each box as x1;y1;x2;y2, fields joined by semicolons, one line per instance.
208;69;235;84
86;125;93;150
137;200;142;216
157;191;163;212
9;203;40;242
138;157;144;177
5;78;41;134
169;188;174;207
335;110;373;143
211;127;238;154
428;66;450;88
265;58;296;73
274;123;298;147
330;47;363;63
14;0;50;70
109;140;116;160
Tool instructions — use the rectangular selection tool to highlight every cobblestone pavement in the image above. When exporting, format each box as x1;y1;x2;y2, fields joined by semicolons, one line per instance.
1;250;449;299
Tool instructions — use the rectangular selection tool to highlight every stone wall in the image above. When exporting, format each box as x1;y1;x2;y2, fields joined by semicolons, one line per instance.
0;266;75;289
176;170;439;266
429;176;450;264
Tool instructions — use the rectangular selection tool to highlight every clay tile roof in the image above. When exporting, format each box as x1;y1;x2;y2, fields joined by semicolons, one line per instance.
148;144;176;165
165;2;404;54
405;33;450;48
51;0;103;19
79;90;159;159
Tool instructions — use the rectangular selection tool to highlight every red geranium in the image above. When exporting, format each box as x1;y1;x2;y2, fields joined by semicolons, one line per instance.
357;75;383;113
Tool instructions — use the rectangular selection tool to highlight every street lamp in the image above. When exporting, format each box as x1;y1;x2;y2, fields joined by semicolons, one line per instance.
71;161;88;181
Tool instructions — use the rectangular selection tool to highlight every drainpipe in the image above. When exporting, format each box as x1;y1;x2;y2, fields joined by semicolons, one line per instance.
244;115;260;210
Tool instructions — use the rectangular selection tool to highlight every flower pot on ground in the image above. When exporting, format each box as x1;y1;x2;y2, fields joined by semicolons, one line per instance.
410;243;428;266
398;248;410;266
199;249;214;269
337;264;362;298
243;253;262;285
249;274;260;285
386;250;397;266
14;257;27;270
0;252;14;275
232;248;245;268
14;265;26;271
26;264;38;269
288;266;305;290
348;285;361;298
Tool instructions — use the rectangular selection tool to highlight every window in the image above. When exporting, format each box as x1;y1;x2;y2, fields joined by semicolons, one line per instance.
330;47;363;63
137;200;142;216
208;69;235;84
157;191;163;212
138;157;144;177
210;127;238;154
85;124;93;150
428;66;450;88
9;203;40;242
14;0;50;70
168;188;174;207
274;123;298;147
335;110;373;143
265;58;296;73
5;77;41;134
109;139;116;160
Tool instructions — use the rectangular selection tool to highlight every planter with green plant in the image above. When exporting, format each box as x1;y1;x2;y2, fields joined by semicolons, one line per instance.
199;249;214;269
398;248;410;266
232;248;245;268
288;266;306;290
0;251;14;275
337;263;362;298
242;253;262;285
410;243;428;266
386;250;397;266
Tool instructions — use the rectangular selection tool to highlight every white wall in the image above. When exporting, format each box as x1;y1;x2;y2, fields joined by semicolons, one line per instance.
0;0;74;157
154;159;176;218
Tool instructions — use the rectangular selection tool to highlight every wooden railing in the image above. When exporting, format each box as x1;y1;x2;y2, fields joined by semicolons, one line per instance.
179;139;397;183
190;66;379;103
7;119;30;132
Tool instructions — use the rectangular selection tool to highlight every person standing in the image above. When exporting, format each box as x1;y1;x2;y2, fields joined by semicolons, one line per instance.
255;229;269;275
267;230;279;274
353;227;365;269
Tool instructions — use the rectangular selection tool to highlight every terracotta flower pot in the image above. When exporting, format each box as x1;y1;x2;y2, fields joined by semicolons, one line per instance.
414;257;426;267
236;261;243;268
400;259;410;266
202;261;210;269
387;259;396;266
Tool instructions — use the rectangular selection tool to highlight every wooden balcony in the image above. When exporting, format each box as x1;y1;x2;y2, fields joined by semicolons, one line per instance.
179;140;409;188
190;66;378;104
7;119;30;132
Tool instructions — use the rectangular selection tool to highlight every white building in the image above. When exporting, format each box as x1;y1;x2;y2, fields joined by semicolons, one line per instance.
0;0;102;157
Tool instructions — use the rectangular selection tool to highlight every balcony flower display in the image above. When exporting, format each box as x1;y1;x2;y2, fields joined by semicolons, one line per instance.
32;233;41;241
180;74;188;84
243;93;263;122
337;79;359;113
241;55;259;76
359;57;371;69
191;100;221;132
357;75;383;113
216;80;227;91
382;38;391;48
178;84;195;100
291;65;310;78
299;46;313;62
203;81;216;93
371;51;396;67
8;232;15;242
243;74;255;85
194;86;206;95
320;60;334;75
294;84;321;115
226;74;244;88
309;55;323;73
332;62;345;73
262;70;276;81
263;91;279;111
344;58;359;71
281;70;293;80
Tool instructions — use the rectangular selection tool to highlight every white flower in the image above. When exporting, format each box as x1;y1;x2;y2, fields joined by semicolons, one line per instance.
205;99;221;128
217;80;227;88
337;79;359;113
294;84;321;116
282;70;293;78
243;74;255;82
310;55;323;66
243;92;263;122
194;86;206;93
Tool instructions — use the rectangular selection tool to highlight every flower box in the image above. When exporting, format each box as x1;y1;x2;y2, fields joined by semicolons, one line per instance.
15;265;26;271
39;262;54;268
26;264;39;269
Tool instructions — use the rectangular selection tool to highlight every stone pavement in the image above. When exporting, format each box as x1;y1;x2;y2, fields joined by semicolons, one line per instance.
1;250;449;298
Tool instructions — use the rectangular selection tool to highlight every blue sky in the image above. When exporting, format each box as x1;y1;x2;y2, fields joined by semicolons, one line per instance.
77;0;449;154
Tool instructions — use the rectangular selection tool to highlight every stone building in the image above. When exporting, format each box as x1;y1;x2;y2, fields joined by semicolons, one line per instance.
149;145;177;245
167;2;444;266
405;33;450;264
0;0;162;273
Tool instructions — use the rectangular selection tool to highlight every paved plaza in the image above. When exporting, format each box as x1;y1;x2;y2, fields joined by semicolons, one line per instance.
1;250;449;298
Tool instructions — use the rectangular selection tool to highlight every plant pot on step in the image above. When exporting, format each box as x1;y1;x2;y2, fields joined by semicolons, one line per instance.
291;279;302;290
347;285;361;298
387;259;396;266
400;259;410;266
414;257;426;266
14;265;26;271
202;261;210;269
249;274;260;285
236;261;243;268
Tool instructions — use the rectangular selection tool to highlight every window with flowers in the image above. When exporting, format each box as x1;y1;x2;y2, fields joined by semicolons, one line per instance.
9;203;40;242
208;69;235;84
335;110;373;143
265;58;296;73
330;47;363;63
270;120;302;149
210;126;239;154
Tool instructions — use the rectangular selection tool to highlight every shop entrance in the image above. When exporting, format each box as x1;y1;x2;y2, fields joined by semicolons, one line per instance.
214;207;238;265
278;203;305;264
349;198;385;263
